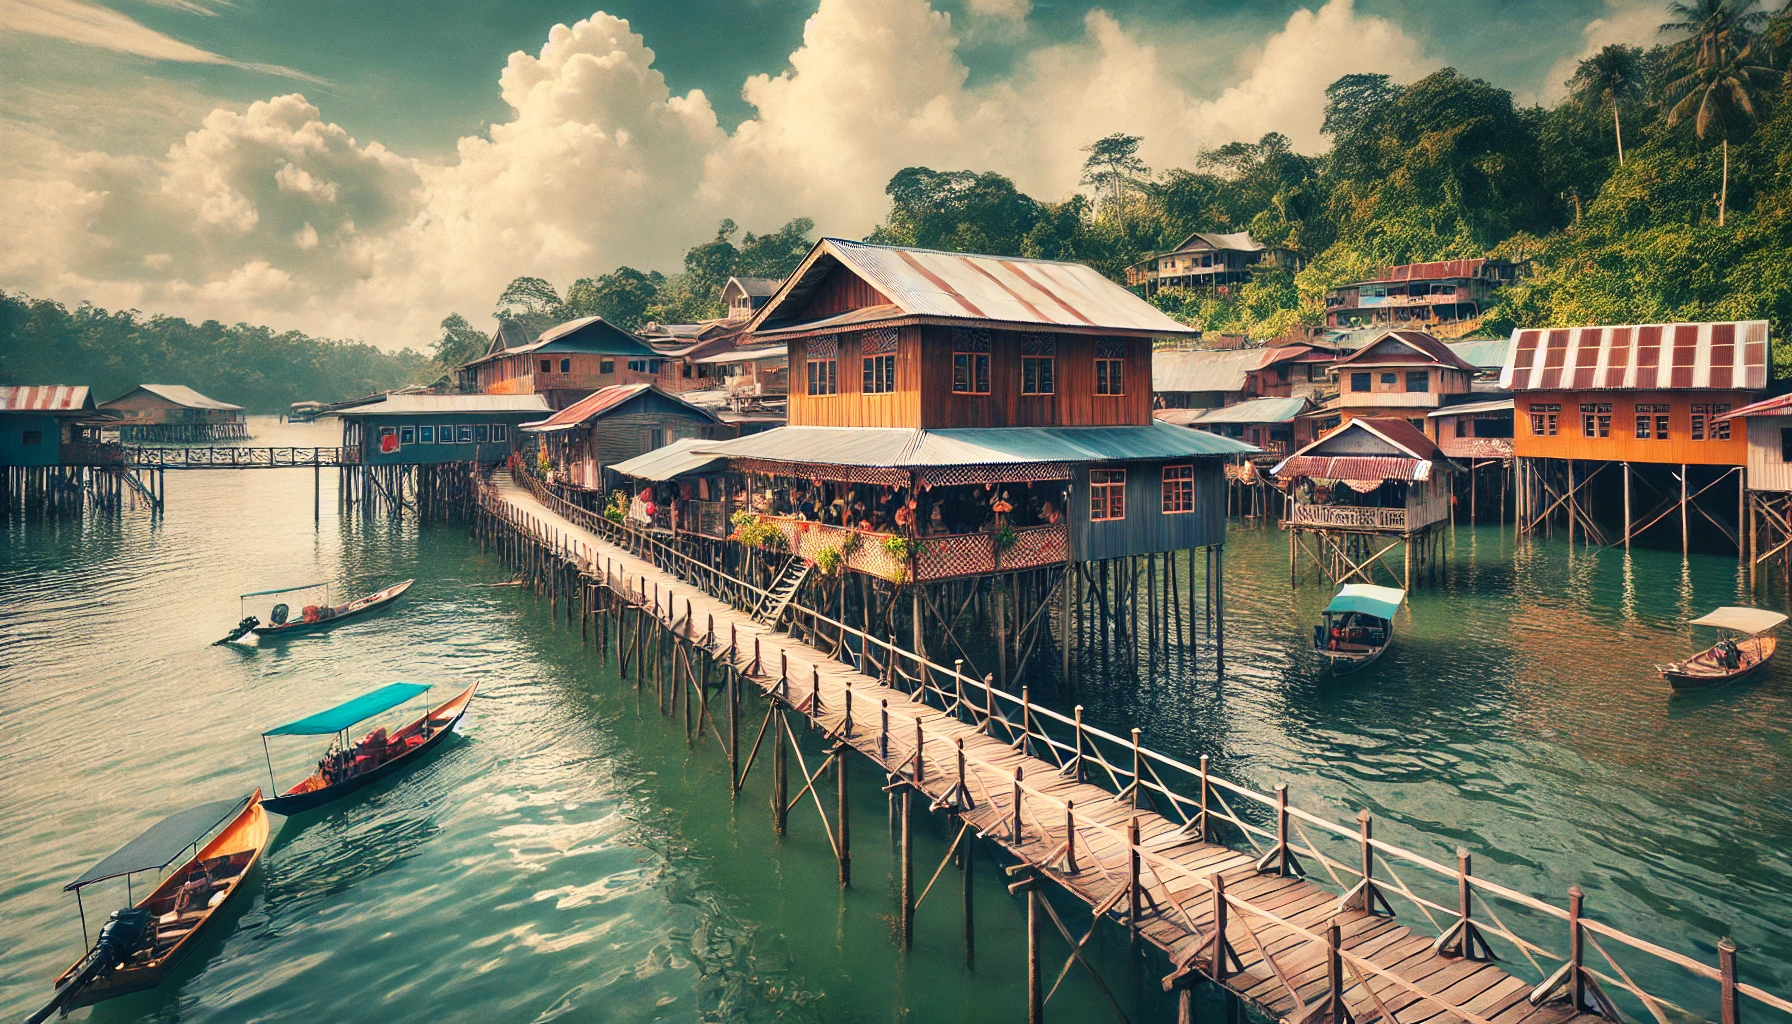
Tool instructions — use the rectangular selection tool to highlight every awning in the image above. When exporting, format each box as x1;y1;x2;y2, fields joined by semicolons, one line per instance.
264;683;431;736
66;795;251;890
241;582;327;598
609;437;729;481
1688;607;1788;635
1324;584;1406;620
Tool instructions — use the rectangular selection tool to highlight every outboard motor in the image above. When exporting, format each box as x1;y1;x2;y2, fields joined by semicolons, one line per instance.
25;909;153;1023
213;615;261;645
270;603;290;626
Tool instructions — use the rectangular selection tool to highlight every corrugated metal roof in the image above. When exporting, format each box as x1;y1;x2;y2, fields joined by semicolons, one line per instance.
726;276;781;298
699;424;1253;467
1426;398;1514;418
0;385;93;412
1446;337;1512;370
1169;230;1265;254
608;437;730;480
333;394;550;416
1154;348;1287;393
1501;321;1770;391
755;238;1196;338
1354;259;1489;286
463;316;654;367
1165;397;1311;425
692;345;786;365
1721;392;1792;420
521;384;721;431
105;384;241;411
1273;455;1431;482
755;304;907;338
1281;416;1443;463
1333;331;1478;372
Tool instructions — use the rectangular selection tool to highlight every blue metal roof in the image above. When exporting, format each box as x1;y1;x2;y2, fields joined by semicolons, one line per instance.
700;424;1256;467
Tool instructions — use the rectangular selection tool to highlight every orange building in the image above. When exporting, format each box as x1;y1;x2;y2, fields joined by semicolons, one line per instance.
1501;320;1769;552
457;316;662;410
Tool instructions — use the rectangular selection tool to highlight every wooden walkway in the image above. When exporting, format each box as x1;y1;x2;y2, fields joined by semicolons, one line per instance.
491;476;1613;1024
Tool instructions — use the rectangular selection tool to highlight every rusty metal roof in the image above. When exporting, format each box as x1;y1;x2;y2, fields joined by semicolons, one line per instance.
103;384;242;411
1357;259;1490;285
1153;347;1306;394
333;394;550;416
1332;331;1478;372
521;384;720;431
752;238;1196;338
1721;392;1792;419
0;385;93;412
1273;455;1432;482
1501;321;1770;391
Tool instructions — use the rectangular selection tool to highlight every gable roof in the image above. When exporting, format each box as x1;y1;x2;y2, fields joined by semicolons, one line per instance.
1290;417;1442;461
1153;347;1307;394
750;238;1196;339
520;384;721;432
485;320;539;357
724;276;781;299
1271;417;1448;483
0;385;94;413
1446;337;1512;371
1500;321;1770;392
1157;396;1312;426
1168;230;1265;254
333;394;550;416
462;316;656;367
103;384;242;411
1349;259;1494;287
1332;330;1477;372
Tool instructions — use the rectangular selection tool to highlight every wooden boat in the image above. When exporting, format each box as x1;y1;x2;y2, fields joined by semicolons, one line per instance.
1313;584;1405;675
216;579;413;643
251;579;413;637
1656;607;1787;691
262;681;477;815
35;792;268;1021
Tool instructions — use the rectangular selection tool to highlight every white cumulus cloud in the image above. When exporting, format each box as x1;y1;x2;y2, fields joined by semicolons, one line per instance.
0;0;1434;349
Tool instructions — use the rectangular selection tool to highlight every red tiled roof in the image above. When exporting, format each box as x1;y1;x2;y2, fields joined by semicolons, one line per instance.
0;385;93;412
1502;321;1770;392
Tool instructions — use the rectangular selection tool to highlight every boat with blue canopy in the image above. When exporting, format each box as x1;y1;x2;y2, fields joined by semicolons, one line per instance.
1313;583;1405;674
30;792;268;1023
260;680;477;815
214;578;414;644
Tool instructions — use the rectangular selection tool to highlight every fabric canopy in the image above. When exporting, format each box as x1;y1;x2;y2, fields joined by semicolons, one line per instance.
66;795;250;890
1324;584;1406;621
264;682;430;736
1688;607;1788;636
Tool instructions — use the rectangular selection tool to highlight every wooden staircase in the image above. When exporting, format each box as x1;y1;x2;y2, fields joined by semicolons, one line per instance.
751;558;812;628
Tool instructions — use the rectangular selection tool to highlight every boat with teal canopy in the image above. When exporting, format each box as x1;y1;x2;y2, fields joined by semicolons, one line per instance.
1313;584;1405;674
260;680;478;816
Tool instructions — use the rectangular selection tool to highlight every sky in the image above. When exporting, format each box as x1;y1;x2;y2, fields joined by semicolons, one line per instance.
0;0;1672;350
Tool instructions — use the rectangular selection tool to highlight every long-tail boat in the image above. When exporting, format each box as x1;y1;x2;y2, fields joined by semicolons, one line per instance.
215;579;413;644
1657;606;1787;691
1312;583;1405;675
261;681;477;815
29;792;269;1023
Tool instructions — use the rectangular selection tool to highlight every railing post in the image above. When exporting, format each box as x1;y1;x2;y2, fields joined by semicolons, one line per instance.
954;658;965;719
1254;783;1302;877
913;718;925;784
1062;800;1078;874
880;699;890;761
1343;809;1391;916
1067;704;1085;782
1127;816;1141;944
1435;847;1490;960
1720;939;1740;1024
1208;872;1232;982
1325;918;1353;1024
811;664;822;715
1011;767;1024;842
955;737;970;808
1197;754;1209;841
1018;685;1033;755
843;680;853;738
1569;885;1586;1010
779;651;789;701
1129;727;1142;809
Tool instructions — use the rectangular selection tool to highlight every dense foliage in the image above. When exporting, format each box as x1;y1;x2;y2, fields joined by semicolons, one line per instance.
0;291;434;411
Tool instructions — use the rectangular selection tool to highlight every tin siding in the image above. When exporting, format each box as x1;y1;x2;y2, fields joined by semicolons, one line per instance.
357;412;529;465
1746;417;1792;492
1068;460;1225;560
1512;390;1752;465
0;413;65;466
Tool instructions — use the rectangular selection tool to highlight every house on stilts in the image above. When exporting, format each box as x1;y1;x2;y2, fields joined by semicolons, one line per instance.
1501;320;1768;554
680;237;1256;685
1272;417;1457;588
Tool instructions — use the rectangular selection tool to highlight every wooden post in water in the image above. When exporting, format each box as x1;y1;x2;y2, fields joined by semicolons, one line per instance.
836;748;850;887
899;787;913;949
1027;884;1044;1024
961;828;974;969
772;706;787;835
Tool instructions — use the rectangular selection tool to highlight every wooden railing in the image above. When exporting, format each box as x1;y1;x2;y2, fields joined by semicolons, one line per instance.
60;442;125;466
1289;504;1409;530
758;516;1069;582
123;446;358;468
484;466;1792;1024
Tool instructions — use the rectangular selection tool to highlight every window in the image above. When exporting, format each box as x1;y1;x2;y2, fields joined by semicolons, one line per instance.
1380;372;1397;385
420;425;435;443
399;425;416;445
1580;403;1612;438
627;358;663;373
806;335;839;395
1021;334;1055;395
1162;465;1194;513
862;328;898;394
1782;427;1792;462
1405;371;1429;393
21;430;42;445
539;359;551;373
476;424;490;443
1637;403;1669;440
1692;404;1731;441
600;358;614;374
458;425;473;443
439;422;455;444
952;328;991;394
1351;372;1371;392
682;362;692;378
1528;402;1560;437
492;424;508;443
1094;340;1127;396
560;358;571;373
1090;468;1126;520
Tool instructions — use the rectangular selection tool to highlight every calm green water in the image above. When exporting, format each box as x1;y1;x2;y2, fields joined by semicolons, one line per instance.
1;417;1789;1023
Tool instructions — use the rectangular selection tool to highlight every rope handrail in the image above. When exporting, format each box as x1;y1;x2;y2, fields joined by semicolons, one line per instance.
486;470;1791;1022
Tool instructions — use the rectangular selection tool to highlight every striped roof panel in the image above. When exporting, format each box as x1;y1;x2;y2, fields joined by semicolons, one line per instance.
1500;321;1769;392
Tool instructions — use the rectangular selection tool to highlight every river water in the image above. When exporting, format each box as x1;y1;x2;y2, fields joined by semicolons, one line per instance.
1;416;1788;1023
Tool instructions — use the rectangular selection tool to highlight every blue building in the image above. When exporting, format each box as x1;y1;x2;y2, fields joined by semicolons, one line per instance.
333;394;550;465
0;386;112;466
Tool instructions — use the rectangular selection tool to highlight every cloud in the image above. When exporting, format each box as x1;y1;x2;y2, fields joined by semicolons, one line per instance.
0;0;1433;348
0;0;322;80
1535;0;1663;105
965;0;1030;22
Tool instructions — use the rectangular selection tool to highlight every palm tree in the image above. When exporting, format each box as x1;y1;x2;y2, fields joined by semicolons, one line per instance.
1661;0;1777;225
1569;44;1646;165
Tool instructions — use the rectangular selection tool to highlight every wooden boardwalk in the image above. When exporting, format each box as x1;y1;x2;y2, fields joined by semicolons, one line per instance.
487;475;1775;1024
